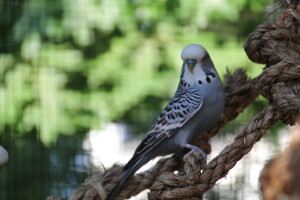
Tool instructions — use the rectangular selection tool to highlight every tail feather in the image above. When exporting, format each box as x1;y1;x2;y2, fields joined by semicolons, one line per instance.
105;157;146;200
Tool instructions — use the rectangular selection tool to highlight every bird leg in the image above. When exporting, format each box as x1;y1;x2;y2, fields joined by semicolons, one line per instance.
184;144;207;163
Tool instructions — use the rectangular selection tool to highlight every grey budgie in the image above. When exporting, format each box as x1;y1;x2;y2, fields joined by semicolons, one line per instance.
106;44;225;200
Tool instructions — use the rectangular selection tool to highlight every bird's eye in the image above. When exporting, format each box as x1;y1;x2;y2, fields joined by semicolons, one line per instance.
186;59;197;65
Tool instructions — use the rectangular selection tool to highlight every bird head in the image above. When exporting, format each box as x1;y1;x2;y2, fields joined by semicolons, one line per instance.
180;44;216;86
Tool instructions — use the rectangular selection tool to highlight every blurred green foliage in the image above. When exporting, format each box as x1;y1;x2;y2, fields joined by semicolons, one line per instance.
0;0;274;144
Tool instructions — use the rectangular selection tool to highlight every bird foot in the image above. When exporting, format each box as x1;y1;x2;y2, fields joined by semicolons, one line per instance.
183;144;207;163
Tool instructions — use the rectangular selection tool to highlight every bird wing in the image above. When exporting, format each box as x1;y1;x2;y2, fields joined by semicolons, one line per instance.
124;88;203;170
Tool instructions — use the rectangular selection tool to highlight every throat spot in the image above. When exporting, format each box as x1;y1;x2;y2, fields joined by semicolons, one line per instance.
206;77;211;83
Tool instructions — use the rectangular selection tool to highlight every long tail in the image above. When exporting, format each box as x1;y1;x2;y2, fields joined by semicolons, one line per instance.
105;157;146;200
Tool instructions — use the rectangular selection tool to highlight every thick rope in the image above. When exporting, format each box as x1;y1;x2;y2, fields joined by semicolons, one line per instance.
68;156;179;200
46;0;300;199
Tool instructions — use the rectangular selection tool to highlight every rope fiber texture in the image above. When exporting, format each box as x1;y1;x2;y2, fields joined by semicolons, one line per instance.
46;0;300;199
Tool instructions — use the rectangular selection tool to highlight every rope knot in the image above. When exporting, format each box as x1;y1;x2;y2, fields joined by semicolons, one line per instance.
254;59;300;125
244;22;300;66
148;151;205;200
244;4;300;126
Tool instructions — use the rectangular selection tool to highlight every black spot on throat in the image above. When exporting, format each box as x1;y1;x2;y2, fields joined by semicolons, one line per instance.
206;77;211;83
198;80;202;85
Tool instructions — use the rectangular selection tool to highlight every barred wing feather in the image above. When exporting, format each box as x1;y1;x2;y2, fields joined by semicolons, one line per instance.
124;88;203;170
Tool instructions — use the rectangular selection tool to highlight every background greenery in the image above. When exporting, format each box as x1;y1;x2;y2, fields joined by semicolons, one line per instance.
0;0;278;199
0;0;275;144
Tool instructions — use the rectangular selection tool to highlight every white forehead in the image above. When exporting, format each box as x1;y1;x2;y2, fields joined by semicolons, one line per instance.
181;44;207;60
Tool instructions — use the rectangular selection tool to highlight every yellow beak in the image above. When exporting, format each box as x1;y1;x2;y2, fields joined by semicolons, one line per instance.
188;65;195;73
186;59;197;73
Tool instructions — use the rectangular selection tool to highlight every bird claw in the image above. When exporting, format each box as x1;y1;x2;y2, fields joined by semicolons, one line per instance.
183;144;207;164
